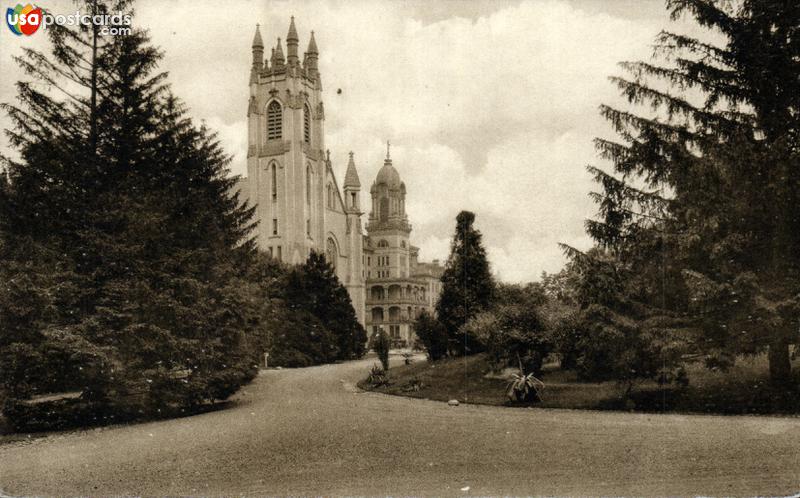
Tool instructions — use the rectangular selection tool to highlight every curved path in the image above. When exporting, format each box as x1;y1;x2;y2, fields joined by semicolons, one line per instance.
1;356;799;496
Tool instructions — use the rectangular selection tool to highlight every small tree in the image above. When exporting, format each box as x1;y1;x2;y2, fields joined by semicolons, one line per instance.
413;310;448;361
373;329;390;371
465;283;552;376
436;211;494;355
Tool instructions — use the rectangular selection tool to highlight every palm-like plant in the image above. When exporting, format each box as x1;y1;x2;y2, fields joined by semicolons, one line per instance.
506;372;545;402
506;354;544;402
366;364;388;387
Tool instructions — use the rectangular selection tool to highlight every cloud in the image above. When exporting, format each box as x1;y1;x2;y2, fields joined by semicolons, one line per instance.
0;0;687;282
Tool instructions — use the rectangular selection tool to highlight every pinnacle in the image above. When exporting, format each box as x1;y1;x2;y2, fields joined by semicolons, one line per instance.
307;30;319;55
287;16;299;42
252;24;264;48
344;151;361;188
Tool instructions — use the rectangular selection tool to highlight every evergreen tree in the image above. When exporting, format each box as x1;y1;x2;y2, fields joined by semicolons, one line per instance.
435;211;494;355
284;251;367;362
571;0;800;384
0;0;258;428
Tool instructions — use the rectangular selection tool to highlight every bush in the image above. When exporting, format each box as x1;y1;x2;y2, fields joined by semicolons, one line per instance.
414;310;449;361
3;397;110;433
573;305;686;397
465;298;552;376
373;330;390;370
366;364;388;387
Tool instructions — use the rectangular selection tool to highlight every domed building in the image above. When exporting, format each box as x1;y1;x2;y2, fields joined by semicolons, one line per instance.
363;148;444;346
235;19;442;345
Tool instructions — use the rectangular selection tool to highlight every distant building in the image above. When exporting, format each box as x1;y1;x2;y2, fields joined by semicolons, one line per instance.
235;18;443;345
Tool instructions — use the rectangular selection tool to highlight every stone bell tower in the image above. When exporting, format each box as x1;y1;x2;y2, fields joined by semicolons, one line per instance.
245;18;327;264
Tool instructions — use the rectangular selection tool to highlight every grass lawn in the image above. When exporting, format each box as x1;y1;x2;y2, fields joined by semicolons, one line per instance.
360;352;800;415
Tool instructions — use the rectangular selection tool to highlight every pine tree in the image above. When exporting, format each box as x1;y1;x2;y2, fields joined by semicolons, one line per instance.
435;211;494;355
0;0;259;427
284;251;367;362
573;0;800;384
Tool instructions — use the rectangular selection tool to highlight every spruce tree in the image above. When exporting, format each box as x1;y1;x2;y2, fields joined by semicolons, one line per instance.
572;0;800;384
284;251;367;362
0;0;258;427
435;211;494;355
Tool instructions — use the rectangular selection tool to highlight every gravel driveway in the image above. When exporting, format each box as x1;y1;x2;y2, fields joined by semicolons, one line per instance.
1;356;799;496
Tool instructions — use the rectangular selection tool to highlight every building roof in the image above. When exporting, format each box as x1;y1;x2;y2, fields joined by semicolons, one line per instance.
375;158;401;188
344;151;361;188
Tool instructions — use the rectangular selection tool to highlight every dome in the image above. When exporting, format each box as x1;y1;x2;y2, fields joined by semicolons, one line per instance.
375;159;401;188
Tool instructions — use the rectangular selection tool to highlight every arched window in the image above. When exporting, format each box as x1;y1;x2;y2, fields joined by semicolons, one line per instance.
326;237;338;270
270;162;278;199
267;100;282;140
303;103;311;144
306;165;312;205
380;197;389;221
377;239;389;248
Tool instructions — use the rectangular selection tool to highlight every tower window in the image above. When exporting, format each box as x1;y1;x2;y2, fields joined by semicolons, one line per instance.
306;165;312;205
380;198;389;221
271;163;278;200
303;103;311;144
267;100;282;140
306;219;311;236
272;218;278;235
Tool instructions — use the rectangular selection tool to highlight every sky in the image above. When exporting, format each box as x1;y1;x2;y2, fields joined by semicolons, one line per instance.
0;0;710;282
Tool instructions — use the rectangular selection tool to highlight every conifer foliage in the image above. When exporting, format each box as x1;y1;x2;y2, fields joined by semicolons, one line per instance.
0;0;258;429
435;211;494;355
279;251;367;365
569;0;800;384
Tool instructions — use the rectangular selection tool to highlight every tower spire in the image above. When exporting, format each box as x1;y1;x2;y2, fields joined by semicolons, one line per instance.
252;24;264;49
344;151;361;213
344;151;361;188
287;16;299;66
251;24;264;82
386;140;391;162
305;30;319;76
307;30;318;55
272;37;285;70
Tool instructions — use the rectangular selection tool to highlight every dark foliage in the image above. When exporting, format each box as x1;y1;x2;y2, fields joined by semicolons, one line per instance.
247;251;366;368
413;310;449;361
566;0;800;386
0;0;259;429
435;211;494;355
373;328;390;371
465;283;552;376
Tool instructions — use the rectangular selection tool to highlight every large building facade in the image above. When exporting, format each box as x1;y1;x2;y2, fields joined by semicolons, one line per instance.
236;19;442;345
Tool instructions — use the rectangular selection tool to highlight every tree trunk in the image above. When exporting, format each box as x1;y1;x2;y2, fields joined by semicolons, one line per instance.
768;338;792;384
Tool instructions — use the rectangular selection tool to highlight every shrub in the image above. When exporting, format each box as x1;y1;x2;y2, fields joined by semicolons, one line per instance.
413;310;449;361
373;329;390;371
366;364;388;387
465;300;552;376
573;305;686;397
